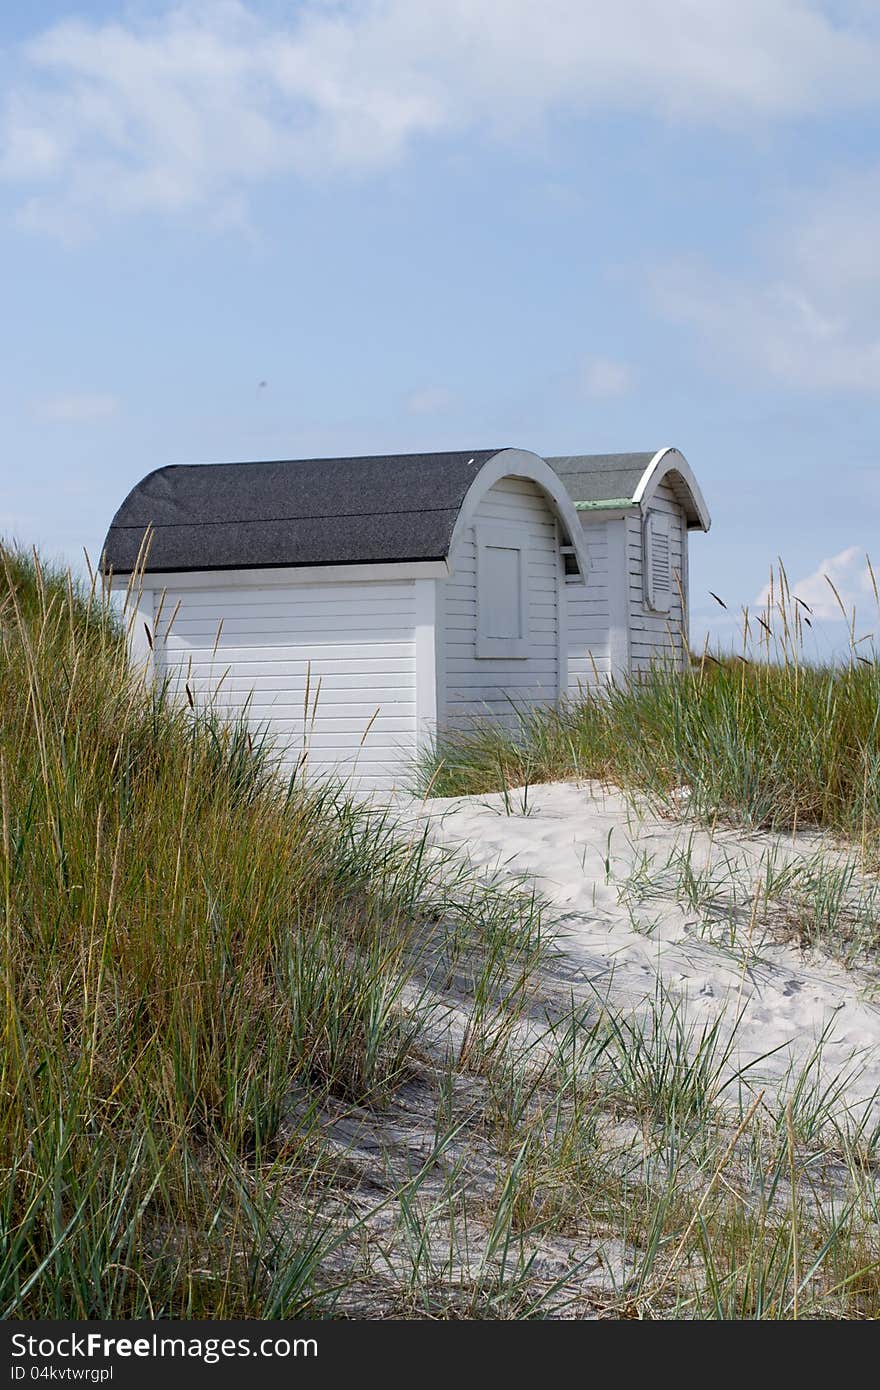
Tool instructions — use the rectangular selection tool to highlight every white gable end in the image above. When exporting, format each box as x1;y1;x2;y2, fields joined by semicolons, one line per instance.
438;475;561;728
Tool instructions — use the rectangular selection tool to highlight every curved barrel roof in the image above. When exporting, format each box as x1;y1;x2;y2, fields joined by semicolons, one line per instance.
547;448;710;529
547;452;656;506
102;444;709;576
102;449;499;574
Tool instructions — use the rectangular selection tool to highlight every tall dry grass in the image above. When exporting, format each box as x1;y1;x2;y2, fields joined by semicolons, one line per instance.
420;563;880;858
3;544;879;1319
0;545;544;1317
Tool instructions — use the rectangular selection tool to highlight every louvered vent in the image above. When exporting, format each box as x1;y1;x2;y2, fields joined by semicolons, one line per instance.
645;512;672;613
652;530;670;590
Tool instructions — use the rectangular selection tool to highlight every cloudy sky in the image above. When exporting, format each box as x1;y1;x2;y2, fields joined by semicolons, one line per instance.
2;0;879;655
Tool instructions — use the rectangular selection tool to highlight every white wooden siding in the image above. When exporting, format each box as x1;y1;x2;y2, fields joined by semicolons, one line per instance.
439;476;560;727
627;480;688;672
153;579;419;792
565;517;611;694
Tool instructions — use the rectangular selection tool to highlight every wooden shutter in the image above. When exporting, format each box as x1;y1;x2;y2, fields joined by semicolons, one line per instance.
475;525;529;658
644;511;671;613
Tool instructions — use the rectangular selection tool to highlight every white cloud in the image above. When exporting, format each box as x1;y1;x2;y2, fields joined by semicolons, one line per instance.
404;385;455;416
2;2;880;233
577;355;635;401
33;392;120;423
651;166;880;393
756;546;878;623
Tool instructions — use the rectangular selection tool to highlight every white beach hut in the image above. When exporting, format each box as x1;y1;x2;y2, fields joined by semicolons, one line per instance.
103;445;710;792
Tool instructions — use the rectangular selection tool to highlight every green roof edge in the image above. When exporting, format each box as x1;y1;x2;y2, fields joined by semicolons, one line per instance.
573;497;636;511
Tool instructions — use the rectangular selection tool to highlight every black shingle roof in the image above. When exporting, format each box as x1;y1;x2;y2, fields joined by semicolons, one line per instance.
102;449;500;574
103;445;706;576
547;450;709;528
547;452;655;505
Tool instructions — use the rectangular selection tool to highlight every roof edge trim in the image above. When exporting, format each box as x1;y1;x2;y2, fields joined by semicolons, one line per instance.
109;559;452;591
448;448;592;584
632;447;711;532
573;498;637;512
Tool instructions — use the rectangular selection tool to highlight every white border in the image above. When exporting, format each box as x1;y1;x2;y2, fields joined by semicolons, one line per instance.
555;520;568;702
126;587;155;678
414;578;438;752
606;517;630;684
110;559;450;593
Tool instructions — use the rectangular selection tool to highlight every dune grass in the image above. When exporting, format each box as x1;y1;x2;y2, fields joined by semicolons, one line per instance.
2;544;879;1319
419;574;880;860
0;545;549;1317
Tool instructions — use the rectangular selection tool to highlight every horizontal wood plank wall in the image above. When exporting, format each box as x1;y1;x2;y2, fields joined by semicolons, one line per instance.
566;517;611;694
154;579;419;793
627;480;687;673
441;476;559;728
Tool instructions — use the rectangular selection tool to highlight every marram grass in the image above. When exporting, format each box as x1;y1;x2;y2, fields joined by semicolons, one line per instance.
2;544;879;1319
0;544;543;1317
420;565;880;860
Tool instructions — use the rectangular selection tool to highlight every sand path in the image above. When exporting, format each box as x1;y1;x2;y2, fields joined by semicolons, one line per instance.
407;781;880;1127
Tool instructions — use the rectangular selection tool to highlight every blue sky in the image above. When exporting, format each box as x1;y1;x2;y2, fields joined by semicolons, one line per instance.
2;0;880;655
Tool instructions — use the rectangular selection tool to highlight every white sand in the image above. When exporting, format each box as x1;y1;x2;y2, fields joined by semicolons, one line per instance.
406;780;880;1128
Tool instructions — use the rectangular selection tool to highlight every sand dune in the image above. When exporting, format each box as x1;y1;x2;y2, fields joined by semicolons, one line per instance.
409;780;880;1127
